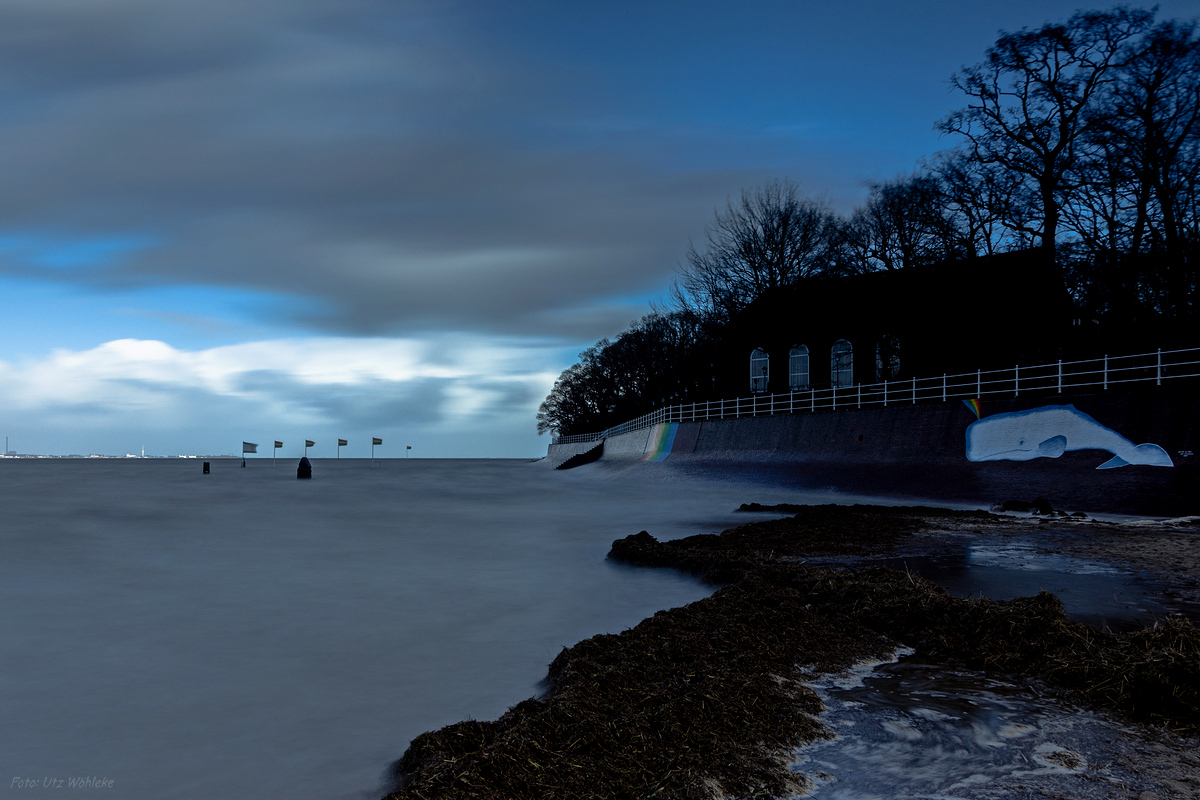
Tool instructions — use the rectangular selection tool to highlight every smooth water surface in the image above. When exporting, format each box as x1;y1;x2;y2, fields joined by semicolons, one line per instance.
0;457;845;800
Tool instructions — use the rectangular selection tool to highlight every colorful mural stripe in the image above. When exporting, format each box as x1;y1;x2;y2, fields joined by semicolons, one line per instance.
643;423;679;462
963;398;982;419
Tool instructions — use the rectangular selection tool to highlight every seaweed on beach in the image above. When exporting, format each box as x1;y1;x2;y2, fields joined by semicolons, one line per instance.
385;574;896;800
383;505;1200;800
610;512;1200;737
609;504;996;583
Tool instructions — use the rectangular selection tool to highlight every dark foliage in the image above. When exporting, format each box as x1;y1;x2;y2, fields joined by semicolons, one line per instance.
536;310;716;437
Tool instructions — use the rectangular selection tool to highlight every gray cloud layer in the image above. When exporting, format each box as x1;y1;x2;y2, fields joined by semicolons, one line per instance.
0;0;768;340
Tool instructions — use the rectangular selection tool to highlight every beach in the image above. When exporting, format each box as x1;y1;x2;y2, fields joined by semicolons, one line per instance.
383;505;1200;800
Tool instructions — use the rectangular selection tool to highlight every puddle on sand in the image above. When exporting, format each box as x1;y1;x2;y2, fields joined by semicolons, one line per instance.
792;653;1176;800
805;536;1200;631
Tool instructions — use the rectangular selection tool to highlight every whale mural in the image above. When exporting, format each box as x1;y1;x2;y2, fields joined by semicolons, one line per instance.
965;404;1173;469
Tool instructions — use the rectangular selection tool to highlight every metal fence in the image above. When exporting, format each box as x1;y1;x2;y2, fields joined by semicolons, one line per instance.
550;346;1200;445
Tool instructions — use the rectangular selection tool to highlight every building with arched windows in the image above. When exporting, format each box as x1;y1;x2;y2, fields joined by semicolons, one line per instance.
717;251;1072;396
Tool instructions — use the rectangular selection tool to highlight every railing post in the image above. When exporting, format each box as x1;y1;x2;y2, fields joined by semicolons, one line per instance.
942;373;946;402
977;369;981;396
832;386;836;410
1057;359;1062;393
1015;364;1019;397
1157;348;1162;385
1103;355;1108;390
883;380;888;407
811;389;815;412
857;384;861;409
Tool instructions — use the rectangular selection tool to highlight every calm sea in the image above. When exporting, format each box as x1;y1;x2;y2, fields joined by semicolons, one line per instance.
0;457;845;800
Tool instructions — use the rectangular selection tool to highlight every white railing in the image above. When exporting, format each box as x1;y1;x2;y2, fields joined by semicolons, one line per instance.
550;346;1200;445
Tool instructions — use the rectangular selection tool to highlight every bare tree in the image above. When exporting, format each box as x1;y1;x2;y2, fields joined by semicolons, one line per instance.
671;180;837;323
929;149;1030;256
939;8;1155;255
843;174;964;271
1055;18;1200;319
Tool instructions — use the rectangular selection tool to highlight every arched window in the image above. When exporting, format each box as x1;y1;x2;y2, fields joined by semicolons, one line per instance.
789;345;809;390
831;339;853;387
876;334;901;381
750;348;769;393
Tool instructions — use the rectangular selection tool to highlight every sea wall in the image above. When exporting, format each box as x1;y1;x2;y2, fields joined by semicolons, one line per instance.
544;440;598;467
550;384;1200;515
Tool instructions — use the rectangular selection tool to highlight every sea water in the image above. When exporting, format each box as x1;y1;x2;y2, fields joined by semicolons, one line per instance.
2;458;1192;800
0;457;849;800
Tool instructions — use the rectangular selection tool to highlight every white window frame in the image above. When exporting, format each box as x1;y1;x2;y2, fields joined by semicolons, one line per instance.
750;348;769;393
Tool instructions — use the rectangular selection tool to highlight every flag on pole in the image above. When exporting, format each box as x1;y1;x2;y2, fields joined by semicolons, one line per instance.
372;437;383;445
338;439;347;446
274;441;283;449
306;440;315;447
242;442;258;453
406;446;412;450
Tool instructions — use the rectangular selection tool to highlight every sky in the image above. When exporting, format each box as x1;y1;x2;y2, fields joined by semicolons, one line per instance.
1;0;1197;458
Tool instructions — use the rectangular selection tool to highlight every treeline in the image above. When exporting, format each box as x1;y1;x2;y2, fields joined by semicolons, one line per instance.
538;7;1200;437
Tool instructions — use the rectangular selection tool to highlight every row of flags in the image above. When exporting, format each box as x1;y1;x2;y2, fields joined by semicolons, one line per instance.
242;439;408;454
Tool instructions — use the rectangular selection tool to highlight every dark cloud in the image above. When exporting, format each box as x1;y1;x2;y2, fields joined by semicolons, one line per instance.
234;370;450;426
0;0;766;341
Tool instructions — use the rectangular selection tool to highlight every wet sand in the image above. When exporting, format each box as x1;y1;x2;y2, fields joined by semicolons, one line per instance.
381;506;1200;800
1043;515;1200;605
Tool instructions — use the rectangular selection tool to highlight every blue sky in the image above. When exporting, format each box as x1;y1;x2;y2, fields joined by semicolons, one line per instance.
1;0;1196;457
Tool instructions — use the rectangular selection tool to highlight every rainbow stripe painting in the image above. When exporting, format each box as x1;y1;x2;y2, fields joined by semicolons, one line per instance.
643;423;678;461
963;398;982;419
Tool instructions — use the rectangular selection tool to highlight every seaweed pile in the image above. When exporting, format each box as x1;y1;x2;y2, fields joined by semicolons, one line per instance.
383;506;1200;800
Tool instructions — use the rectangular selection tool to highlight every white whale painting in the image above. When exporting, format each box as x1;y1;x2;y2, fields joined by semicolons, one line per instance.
965;404;1174;469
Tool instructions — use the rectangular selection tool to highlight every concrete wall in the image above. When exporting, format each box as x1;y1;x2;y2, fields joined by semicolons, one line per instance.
552;384;1200;515
589;386;1199;466
543;440;600;468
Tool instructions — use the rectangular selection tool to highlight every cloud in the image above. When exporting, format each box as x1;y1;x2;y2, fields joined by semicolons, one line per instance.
0;335;563;455
0;0;766;342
